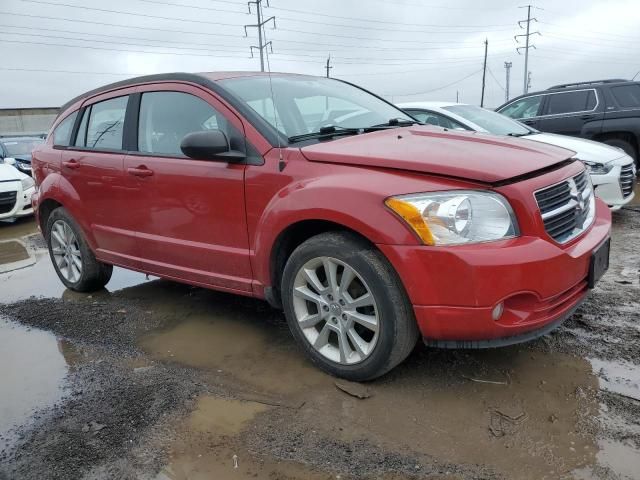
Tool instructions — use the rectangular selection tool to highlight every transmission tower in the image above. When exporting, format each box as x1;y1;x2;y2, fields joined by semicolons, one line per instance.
244;0;276;72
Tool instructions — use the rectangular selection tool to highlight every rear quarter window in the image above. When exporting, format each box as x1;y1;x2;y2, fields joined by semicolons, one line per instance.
611;85;640;108
52;111;78;147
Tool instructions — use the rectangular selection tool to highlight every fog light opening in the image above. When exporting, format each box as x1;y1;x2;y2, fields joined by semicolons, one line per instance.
492;302;504;321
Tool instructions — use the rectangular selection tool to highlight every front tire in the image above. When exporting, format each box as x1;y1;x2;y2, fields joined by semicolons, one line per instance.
281;232;419;381
46;207;113;292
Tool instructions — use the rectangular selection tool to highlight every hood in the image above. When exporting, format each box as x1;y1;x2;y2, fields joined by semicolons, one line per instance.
528;133;625;164
300;126;575;183
0;164;24;182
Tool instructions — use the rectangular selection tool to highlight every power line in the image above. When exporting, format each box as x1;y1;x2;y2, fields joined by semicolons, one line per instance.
387;70;482;97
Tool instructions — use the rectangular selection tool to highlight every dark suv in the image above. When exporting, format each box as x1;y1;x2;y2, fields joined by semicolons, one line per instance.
497;79;640;166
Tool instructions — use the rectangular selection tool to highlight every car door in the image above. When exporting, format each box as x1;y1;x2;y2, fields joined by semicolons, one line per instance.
59;89;138;267
124;84;252;292
536;89;603;138
497;94;545;130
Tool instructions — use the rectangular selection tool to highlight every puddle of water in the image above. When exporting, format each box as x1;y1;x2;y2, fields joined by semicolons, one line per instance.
139;299;332;397
155;396;330;480
138;282;600;479
0;317;69;450
0;219;152;303
590;357;640;401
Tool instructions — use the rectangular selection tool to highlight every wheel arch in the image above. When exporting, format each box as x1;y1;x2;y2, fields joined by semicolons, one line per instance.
265;219;378;309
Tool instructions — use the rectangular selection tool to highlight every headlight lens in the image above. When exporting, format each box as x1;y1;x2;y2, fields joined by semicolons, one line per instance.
21;176;35;191
583;160;613;175
386;191;519;245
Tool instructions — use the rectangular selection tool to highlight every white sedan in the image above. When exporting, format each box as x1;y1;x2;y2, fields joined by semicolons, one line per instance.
0;162;35;221
400;102;635;210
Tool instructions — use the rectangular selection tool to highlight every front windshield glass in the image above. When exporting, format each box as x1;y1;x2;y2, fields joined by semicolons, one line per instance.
220;76;413;140
443;105;532;136
2;138;44;156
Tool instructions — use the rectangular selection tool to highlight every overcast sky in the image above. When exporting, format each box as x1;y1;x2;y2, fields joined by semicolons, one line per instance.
1;0;639;109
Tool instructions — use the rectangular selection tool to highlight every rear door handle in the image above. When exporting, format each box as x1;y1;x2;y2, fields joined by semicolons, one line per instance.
127;166;154;177
581;115;596;120
62;159;80;169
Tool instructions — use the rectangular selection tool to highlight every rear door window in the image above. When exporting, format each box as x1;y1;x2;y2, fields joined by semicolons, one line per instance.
85;96;128;150
611;85;640;108
52;111;78;147
545;90;596;115
499;95;543;119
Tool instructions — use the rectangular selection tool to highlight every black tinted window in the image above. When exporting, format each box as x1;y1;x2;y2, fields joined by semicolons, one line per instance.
86;96;128;150
611;85;640;108
138;92;233;156
52;111;78;146
546;90;596;115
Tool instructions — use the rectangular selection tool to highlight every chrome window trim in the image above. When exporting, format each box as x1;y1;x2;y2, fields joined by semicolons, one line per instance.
499;88;600;120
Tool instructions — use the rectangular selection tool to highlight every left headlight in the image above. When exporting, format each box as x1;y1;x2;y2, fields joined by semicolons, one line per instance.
21;176;35;191
385;190;519;246
583;160;613;175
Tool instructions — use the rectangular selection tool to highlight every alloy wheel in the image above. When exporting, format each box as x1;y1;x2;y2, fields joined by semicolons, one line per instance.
50;219;83;283
292;256;379;365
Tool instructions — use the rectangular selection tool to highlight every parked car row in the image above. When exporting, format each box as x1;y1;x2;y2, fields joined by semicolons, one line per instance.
29;72;613;380
0;161;35;222
495;79;640;166
400;102;636;210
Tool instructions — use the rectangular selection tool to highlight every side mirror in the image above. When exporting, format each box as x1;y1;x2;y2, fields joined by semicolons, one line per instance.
3;157;16;166
180;130;245;162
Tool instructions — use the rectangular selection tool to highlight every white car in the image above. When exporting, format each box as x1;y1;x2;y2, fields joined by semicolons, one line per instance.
400;102;636;210
0;162;36;221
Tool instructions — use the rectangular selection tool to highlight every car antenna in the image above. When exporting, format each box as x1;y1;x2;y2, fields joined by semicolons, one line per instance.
260;10;286;172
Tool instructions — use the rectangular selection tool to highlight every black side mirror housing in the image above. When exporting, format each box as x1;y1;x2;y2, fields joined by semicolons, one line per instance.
180;130;245;162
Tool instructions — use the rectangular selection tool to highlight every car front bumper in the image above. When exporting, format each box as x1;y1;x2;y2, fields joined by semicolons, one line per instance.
591;156;636;209
0;182;35;220
377;199;611;346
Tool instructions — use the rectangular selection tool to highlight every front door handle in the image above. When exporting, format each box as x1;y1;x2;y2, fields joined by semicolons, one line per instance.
581;115;596;120
62;159;80;169
127;166;154;177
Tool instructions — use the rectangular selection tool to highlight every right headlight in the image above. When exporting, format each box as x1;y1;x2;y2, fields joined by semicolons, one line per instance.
21;176;35;191
385;190;519;246
583;160;613;175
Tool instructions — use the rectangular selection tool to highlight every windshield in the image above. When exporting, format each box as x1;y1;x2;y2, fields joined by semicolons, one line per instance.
2;138;44;156
443;105;532;136
220;76;413;140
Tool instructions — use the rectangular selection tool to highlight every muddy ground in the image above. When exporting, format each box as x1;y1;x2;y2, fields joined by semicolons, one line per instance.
1;192;639;479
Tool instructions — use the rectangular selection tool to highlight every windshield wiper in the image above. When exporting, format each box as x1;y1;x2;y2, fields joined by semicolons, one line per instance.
368;118;417;129
288;125;364;143
507;131;535;137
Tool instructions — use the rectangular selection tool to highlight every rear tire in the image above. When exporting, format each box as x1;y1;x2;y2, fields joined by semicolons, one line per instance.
602;138;637;168
46;207;113;292
281;231;419;381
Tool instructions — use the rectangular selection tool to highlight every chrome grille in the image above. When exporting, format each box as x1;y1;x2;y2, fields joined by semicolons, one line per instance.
619;164;635;198
0;191;17;214
535;171;595;244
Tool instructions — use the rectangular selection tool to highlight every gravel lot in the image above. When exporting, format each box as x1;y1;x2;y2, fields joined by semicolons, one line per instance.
0;199;639;479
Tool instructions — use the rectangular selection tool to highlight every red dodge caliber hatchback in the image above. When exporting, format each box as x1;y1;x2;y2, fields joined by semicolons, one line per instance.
32;72;611;380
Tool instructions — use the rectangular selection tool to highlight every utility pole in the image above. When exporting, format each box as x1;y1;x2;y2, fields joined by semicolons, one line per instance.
527;71;532;91
504;61;512;102
480;39;488;107
515;5;540;94
325;55;333;78
244;0;276;72
456;90;459;103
